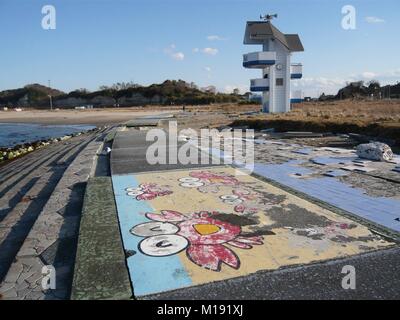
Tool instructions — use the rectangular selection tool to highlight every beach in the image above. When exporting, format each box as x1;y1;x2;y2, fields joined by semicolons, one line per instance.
0;108;180;126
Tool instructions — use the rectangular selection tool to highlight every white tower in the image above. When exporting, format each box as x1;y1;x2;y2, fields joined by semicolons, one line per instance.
243;14;304;113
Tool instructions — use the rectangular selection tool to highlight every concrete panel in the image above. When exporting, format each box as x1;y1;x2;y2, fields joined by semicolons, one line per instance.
111;131;223;175
71;177;132;300
112;167;394;297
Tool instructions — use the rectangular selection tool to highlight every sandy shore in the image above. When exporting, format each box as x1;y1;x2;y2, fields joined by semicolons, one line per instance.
0;108;180;126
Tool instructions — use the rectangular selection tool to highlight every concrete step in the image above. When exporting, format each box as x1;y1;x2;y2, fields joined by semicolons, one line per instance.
55;139;93;166
0;134;97;205
0;144;67;185
0;135;104;300
0;170;60;282
0;144;74;213
71;177;132;300
0;131;98;185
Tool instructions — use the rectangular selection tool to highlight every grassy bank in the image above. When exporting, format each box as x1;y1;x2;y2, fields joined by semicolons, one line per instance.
230;100;400;146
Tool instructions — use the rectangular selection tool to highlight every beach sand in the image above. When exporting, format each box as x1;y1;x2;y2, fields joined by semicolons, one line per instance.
0;108;180;126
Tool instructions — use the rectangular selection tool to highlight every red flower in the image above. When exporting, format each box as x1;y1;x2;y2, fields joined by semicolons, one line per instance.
140;210;264;271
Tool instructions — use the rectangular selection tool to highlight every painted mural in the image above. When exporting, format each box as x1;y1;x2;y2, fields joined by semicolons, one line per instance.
112;167;394;297
125;183;172;201
178;170;240;193
179;170;282;215
130;210;264;271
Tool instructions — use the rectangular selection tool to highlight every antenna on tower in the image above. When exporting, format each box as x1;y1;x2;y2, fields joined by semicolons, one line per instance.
260;13;278;22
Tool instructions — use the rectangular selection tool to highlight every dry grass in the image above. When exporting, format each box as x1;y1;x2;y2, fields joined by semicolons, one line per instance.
290;100;400;123
229;99;400;145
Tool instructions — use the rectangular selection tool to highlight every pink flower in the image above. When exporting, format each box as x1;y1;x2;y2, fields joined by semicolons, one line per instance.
128;183;173;201
189;171;240;186
132;210;263;271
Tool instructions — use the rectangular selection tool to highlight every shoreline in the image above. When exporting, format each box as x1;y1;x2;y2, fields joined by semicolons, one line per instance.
0;108;180;126
0;122;96;147
0;125;99;164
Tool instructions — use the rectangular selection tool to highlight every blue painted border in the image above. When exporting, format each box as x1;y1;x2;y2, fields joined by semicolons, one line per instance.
112;175;193;296
291;73;303;79
251;86;269;92
247;162;400;232
243;60;276;68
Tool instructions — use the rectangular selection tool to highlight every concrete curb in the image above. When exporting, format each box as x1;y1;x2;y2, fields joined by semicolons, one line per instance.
71;177;132;300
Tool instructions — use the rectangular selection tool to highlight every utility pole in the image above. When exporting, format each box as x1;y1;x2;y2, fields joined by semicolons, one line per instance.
48;80;53;110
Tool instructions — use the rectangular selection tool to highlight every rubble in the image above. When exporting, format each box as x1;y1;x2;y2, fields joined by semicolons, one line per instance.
356;142;394;162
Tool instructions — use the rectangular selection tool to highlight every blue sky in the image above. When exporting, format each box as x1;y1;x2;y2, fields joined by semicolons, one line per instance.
1;0;399;97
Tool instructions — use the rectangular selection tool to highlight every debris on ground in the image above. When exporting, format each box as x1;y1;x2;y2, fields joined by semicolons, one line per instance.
101;147;112;155
356;142;394;162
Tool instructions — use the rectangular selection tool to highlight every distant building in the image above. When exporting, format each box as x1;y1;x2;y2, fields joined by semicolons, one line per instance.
243;14;304;113
200;86;217;94
249;93;262;103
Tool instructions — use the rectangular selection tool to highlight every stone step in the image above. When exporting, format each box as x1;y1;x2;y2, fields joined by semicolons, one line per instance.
0;144;66;185
0;134;94;179
0;154;32;176
71;177;132;300
0;170;60;282
0;134;97;205
0;135;104;300
0;131;98;185
55;138;94;166
0;144;74;212
0;140;79;186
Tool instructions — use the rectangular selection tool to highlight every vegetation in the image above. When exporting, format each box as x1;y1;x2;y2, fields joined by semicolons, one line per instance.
0;80;242;108
0;84;64;106
230;99;400;146
319;80;400;101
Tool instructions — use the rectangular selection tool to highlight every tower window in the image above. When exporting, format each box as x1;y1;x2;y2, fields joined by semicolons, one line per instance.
276;78;284;86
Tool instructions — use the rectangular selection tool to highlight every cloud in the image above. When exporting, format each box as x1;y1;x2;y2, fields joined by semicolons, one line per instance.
171;52;185;61
365;16;385;24
207;35;226;41
193;47;219;56
294;77;349;97
293;69;400;97
204;66;211;72
362;71;377;79
164;44;184;61
202;47;218;55
223;84;248;94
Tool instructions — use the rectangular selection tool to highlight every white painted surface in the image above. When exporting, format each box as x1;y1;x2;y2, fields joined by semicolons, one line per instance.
243;51;276;64
250;78;270;88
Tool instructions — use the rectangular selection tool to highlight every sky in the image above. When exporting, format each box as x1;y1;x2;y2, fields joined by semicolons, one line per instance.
0;0;399;97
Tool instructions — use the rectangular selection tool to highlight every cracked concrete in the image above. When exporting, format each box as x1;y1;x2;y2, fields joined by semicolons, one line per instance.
0;128;108;300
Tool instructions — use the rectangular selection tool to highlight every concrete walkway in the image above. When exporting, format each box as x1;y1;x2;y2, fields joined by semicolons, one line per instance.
110;129;398;299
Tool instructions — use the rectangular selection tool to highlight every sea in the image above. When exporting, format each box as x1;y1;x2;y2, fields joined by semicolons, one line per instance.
0;123;96;148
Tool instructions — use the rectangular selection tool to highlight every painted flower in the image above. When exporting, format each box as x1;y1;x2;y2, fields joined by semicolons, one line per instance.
130;210;263;271
189;171;239;186
178;177;204;188
179;171;240;193
126;183;172;201
220;190;261;214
